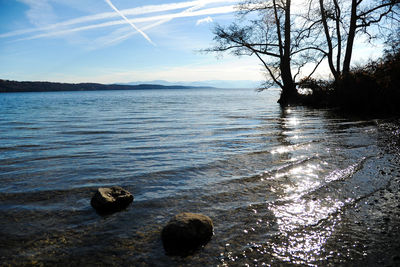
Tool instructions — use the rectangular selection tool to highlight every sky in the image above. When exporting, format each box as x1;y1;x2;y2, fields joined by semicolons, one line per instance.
0;0;265;85
0;0;384;86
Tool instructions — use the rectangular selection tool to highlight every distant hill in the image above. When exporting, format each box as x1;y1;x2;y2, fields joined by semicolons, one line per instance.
122;79;262;89
0;79;215;93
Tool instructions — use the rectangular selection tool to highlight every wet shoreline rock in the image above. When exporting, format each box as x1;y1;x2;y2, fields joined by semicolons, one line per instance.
91;186;133;213
161;212;214;256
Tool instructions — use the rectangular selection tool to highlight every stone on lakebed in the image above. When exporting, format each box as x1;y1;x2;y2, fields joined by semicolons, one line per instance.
161;212;214;256
91;186;133;213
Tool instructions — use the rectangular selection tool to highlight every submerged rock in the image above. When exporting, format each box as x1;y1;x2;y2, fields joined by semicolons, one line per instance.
161;212;214;256
91;186;133;213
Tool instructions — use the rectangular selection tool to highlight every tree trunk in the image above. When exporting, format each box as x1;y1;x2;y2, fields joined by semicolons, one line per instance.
278;0;297;106
343;0;358;74
278;70;297;105
333;0;342;75
320;0;339;80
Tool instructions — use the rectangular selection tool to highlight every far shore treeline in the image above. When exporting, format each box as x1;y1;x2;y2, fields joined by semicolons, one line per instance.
0;80;213;93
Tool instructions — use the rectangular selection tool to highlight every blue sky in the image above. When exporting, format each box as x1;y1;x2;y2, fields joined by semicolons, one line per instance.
0;0;384;85
0;0;264;84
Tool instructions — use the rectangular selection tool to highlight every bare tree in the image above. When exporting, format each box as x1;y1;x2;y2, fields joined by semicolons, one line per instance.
312;0;399;78
207;0;324;105
343;0;399;73
208;0;398;106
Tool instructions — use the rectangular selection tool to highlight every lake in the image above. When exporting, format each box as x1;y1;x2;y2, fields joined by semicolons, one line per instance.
1;88;400;266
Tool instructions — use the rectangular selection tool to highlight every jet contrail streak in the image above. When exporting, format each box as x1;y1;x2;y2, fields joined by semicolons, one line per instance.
102;3;206;48
16;6;236;41
104;0;156;46
1;0;239;39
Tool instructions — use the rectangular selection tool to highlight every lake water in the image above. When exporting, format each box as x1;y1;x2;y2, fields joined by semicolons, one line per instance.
1;88;400;266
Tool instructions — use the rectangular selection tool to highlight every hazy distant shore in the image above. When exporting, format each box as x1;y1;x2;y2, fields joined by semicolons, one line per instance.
0;79;214;93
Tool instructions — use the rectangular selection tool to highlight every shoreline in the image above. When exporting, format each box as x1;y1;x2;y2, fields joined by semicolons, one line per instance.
0;79;215;93
294;50;400;116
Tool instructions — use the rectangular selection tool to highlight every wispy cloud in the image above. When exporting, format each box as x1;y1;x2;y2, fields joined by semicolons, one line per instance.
17;0;57;27
2;0;238;47
196;16;213;25
15;6;236;42
1;1;206;38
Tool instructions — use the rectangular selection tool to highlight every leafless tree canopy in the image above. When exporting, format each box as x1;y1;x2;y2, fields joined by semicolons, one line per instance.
206;0;399;105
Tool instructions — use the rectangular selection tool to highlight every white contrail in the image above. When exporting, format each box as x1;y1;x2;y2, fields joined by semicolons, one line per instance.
1;0;238;39
98;2;208;49
17;6;235;41
104;0;155;46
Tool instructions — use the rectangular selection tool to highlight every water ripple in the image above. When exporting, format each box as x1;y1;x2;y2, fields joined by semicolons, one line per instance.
1;89;399;266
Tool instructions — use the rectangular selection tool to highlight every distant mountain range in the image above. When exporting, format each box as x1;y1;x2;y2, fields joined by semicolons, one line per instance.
0;79;215;93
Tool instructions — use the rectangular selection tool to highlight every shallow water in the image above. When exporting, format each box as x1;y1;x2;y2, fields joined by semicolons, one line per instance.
1;88;399;266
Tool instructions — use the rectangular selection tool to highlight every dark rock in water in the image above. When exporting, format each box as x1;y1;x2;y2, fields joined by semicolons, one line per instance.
161;212;213;256
91;186;133;213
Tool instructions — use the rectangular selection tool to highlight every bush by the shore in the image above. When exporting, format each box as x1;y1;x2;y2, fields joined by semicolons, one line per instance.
298;49;400;115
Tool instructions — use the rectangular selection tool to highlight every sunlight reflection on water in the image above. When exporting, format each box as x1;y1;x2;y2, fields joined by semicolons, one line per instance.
0;89;399;266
